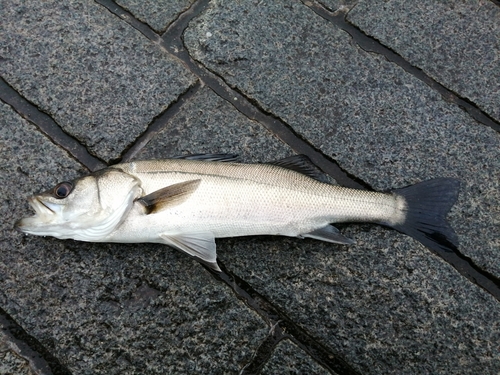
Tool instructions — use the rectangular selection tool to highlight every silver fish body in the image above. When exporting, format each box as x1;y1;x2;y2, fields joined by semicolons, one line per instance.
16;155;460;271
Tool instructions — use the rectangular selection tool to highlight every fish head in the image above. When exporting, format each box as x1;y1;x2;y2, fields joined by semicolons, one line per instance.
16;168;142;241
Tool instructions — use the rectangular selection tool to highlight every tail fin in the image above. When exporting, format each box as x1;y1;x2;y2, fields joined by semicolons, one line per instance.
390;178;460;253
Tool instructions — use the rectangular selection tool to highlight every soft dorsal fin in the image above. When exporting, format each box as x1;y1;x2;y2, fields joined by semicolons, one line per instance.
136;179;201;214
173;153;240;162
159;232;221;272
269;155;329;182
299;225;355;245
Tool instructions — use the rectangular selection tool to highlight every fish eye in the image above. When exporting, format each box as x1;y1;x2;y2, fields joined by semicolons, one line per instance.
53;182;73;199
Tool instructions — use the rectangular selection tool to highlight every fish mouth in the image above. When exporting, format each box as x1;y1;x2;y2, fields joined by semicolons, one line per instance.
28;196;56;216
15;196;56;232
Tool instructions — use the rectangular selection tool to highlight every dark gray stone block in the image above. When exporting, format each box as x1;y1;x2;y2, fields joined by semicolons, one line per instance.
115;0;196;33
0;101;267;374
0;0;196;163
134;86;294;161
347;0;500;123
261;340;331;375
182;1;500;373
184;0;500;278
217;231;500;375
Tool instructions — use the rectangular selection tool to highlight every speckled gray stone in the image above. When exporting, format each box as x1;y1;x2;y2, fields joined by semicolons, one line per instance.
347;0;500;123
184;0;500;278
217;231;500;375
182;1;500;373
1;313;55;375
0;101;267;374
135;86;293;161
0;350;32;375
0;344;34;375
116;0;196;33
261;340;331;375
0;0;196;163
318;0;357;12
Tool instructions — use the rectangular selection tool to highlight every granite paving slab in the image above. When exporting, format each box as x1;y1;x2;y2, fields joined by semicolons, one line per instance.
0;101;268;374
217;231;499;375
115;0;196;33
261;340;331;375
134;85;293;161
318;0;358;13
0;350;32;375
347;0;500;123
0;0;196;163
2;0;499;373
1;310;61;375
184;0;500;278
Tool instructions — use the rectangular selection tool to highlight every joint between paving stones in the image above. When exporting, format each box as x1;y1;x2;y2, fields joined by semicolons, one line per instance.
0;77;106;172
3;1;500;373
214;261;361;375
119;80;203;163
0;307;72;375
99;0;368;189
305;1;500;134
239;329;288;375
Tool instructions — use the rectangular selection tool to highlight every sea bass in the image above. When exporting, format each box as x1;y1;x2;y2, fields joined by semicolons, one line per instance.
16;154;460;271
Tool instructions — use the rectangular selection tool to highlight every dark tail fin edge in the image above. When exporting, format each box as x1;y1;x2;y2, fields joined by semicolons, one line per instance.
390;178;460;253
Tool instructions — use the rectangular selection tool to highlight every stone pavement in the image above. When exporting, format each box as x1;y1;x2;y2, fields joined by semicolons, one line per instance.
1;0;499;374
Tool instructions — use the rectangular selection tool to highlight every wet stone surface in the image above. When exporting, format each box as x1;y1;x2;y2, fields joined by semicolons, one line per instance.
115;0;196;33
260;340;331;375
134;86;293;162
318;0;358;12
347;0;500;123
1;0;499;374
217;232;500;375
0;0;196;163
184;0;500;278
0;101;268;374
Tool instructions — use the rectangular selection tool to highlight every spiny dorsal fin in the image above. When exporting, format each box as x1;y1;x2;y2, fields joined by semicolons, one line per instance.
269;155;329;182
136;179;201;214
173;153;239;162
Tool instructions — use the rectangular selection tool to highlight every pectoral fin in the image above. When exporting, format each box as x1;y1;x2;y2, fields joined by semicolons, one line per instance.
137;179;201;214
300;225;355;245
159;232;221;272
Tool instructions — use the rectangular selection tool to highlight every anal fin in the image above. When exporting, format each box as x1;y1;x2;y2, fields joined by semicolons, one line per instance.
159;232;221;272
300;225;355;245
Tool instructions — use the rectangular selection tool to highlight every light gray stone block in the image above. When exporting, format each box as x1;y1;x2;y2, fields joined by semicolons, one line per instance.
0;0;196;163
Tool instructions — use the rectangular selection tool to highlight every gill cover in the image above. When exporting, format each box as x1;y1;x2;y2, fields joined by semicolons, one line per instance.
16;168;142;242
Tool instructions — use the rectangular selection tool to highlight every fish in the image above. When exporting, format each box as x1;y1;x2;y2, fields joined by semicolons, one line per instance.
16;154;460;272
